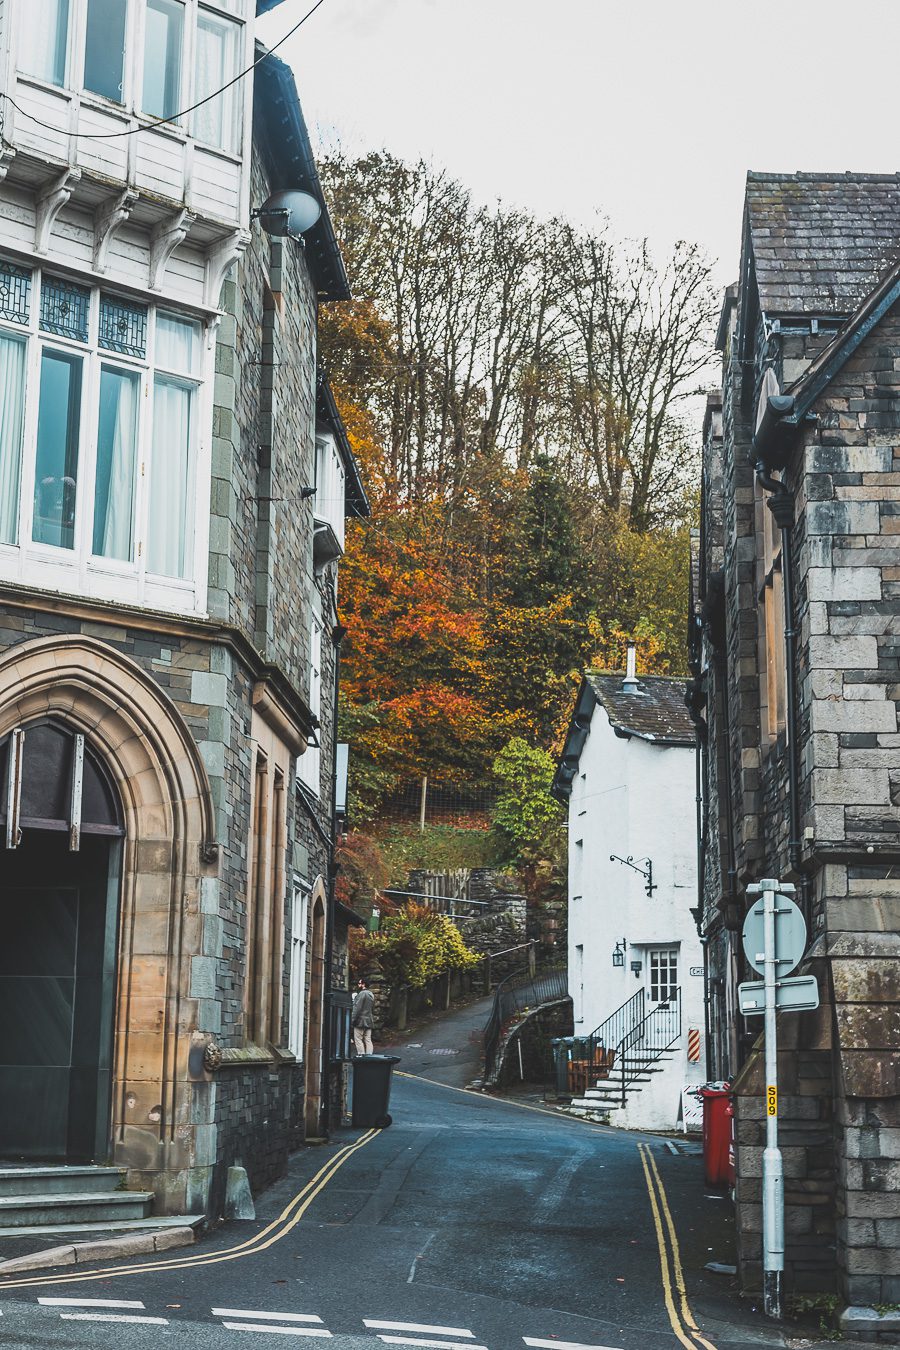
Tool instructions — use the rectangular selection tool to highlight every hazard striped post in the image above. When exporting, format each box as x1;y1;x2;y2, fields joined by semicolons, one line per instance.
687;1027;701;1063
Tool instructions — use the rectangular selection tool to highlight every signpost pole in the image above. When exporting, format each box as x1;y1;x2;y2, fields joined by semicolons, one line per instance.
762;880;783;1319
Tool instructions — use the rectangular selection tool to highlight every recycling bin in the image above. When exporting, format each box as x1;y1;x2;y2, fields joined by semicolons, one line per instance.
352;1054;401;1128
699;1083;732;1185
552;1037;575;1095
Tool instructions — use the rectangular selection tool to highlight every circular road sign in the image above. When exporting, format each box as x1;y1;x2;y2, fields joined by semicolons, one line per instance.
742;892;807;978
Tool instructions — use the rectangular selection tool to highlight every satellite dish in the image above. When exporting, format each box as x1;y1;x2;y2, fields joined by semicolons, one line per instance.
254;189;322;239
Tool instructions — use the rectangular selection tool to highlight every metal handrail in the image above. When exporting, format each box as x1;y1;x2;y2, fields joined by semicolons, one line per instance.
483;964;568;1081
615;987;682;1107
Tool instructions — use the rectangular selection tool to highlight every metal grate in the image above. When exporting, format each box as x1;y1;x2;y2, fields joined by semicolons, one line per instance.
0;260;31;325
39;275;90;342
99;294;147;358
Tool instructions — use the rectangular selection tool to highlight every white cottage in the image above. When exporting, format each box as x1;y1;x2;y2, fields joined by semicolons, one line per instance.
552;652;706;1130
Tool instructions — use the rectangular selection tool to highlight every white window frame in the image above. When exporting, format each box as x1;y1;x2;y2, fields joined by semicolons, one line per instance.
648;948;679;1004
288;880;309;1059
0;260;212;617
297;592;323;795
314;433;346;554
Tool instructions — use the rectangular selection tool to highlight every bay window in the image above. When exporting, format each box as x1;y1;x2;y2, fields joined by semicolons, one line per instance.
0;258;210;615
17;0;247;152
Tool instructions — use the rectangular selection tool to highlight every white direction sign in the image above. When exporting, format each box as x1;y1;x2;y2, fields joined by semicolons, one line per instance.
742;892;807;977
739;974;820;1016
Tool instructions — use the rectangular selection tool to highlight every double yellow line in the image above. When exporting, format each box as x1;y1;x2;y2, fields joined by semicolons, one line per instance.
0;1128;380;1293
637;1143;717;1350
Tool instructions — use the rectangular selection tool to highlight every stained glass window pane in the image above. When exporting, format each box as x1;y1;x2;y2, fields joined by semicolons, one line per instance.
99;295;147;358
0;261;32;326
39;276;90;343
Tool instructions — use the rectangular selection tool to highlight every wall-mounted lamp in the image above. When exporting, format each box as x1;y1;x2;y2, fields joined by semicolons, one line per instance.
612;939;627;968
251;189;322;240
630;960;643;980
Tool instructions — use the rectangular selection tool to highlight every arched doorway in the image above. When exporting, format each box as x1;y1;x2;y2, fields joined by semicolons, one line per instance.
0;719;123;1159
0;636;217;1206
304;881;327;1136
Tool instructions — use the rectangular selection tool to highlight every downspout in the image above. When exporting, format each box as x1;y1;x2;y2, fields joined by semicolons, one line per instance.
320;600;347;1136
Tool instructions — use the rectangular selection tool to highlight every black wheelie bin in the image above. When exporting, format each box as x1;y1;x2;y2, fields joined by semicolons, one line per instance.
352;1054;401;1128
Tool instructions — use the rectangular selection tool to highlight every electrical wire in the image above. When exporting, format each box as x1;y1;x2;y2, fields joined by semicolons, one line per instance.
0;0;327;142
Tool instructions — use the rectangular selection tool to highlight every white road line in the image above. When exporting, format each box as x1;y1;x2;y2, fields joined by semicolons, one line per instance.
365;1323;474;1338
59;1313;169;1325
376;1339;487;1350
213;1310;325;1323
523;1339;623;1350
222;1324;332;1337
39;1298;146;1308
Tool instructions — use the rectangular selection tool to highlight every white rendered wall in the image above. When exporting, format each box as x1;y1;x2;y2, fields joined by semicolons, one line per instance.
566;702;706;1130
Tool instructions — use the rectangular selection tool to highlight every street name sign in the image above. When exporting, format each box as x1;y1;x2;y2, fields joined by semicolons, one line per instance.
738;974;820;1016
742;892;806;977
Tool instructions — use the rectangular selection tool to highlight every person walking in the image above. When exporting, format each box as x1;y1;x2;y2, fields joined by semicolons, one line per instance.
352;978;375;1055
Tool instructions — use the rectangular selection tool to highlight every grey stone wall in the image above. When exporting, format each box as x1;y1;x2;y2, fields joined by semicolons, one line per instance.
699;290;900;1303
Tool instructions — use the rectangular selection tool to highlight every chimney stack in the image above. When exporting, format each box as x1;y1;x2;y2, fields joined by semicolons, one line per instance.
622;643;638;691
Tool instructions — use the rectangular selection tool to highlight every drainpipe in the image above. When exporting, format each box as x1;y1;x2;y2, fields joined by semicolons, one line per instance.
754;460;810;929
320;599;347;1137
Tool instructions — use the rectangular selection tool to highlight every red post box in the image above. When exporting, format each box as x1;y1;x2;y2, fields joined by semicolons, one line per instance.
699;1084;732;1186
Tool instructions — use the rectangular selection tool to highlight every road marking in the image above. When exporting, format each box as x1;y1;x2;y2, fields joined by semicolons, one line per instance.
376;1339;486;1350
222;1324;332;1337
523;1339;623;1350
39;1297;146;1307
59;1313;169;1325
365;1323;474;1337
0;1129;381;1291
638;1142;717;1350
214;1311;326;1323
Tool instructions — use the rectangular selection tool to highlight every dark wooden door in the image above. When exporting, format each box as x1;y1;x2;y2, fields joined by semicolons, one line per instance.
0;832;118;1161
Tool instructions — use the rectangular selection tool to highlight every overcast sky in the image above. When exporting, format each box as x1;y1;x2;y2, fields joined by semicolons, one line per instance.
259;0;900;292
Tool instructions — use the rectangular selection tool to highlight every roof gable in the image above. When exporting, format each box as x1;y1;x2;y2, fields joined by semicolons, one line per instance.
552;673;695;799
746;172;900;318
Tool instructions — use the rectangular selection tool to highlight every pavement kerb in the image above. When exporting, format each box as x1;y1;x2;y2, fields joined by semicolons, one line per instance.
0;1225;196;1275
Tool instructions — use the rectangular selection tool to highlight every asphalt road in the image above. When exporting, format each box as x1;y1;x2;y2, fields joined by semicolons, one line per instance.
0;1062;791;1350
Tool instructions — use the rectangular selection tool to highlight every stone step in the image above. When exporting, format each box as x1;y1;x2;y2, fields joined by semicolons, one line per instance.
0;1215;202;1239
0;1167;126;1198
0;1190;154;1228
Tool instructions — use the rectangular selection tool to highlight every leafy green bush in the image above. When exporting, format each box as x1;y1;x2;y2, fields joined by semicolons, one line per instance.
350;902;482;988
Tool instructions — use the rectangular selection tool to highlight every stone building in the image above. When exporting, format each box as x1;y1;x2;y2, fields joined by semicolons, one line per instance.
690;172;900;1308
0;0;366;1226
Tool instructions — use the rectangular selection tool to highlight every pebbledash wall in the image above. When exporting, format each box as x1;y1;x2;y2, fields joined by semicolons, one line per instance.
693;173;900;1306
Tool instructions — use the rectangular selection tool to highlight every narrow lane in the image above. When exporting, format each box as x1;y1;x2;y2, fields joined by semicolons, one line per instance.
0;1074;778;1350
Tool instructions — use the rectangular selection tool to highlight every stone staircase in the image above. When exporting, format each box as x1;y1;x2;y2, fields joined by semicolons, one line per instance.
0;1165;200;1238
567;1047;676;1117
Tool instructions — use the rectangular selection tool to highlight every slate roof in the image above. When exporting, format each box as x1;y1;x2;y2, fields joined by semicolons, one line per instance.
551;673;695;799
746;172;900;316
586;674;696;745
